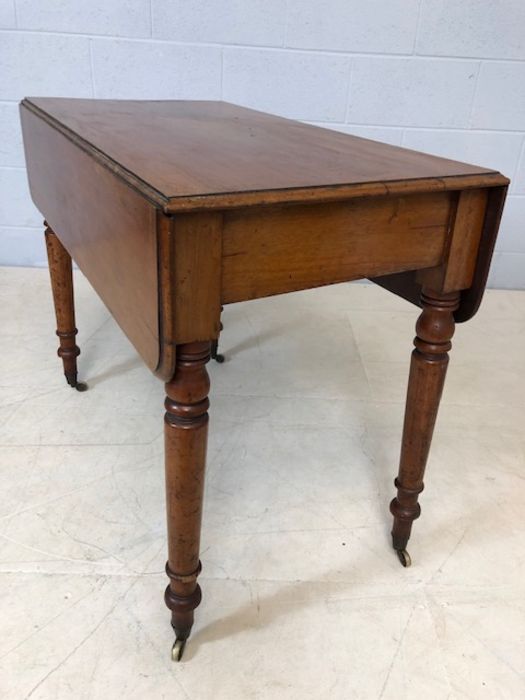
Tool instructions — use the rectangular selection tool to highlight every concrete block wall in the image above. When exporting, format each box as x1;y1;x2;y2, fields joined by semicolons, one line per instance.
1;0;524;287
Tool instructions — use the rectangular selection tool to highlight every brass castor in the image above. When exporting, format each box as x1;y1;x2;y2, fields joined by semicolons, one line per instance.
73;381;88;392
214;353;225;363
396;549;412;567
65;374;88;392
171;638;187;662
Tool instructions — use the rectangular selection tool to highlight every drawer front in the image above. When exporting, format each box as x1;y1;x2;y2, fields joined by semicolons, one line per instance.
222;192;454;303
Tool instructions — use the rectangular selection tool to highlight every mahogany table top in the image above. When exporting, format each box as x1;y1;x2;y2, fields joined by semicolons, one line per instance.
22;97;503;213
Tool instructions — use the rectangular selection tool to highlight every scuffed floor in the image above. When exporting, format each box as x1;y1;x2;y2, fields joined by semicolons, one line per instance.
0;266;524;699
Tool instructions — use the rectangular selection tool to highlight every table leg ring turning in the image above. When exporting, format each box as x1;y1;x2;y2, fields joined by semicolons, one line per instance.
165;562;203;662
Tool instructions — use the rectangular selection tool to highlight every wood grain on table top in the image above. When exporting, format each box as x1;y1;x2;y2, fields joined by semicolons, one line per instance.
21;98;508;212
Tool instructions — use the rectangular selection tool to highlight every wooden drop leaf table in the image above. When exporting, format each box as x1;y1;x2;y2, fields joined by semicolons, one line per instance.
20;98;508;661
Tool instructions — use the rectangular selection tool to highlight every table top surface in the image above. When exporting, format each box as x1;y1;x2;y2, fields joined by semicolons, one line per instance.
23;97;505;212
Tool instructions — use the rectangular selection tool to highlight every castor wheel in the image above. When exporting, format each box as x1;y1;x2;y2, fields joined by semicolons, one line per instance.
171;638;187;662
211;338;225;363
66;374;88;392
396;549;412;567
73;381;88;392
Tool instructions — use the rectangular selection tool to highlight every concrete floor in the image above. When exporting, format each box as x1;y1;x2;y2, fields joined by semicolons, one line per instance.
0;266;524;699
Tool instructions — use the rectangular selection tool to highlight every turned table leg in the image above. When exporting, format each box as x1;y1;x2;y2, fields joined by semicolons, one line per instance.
164;341;211;661
390;288;460;567
44;222;87;391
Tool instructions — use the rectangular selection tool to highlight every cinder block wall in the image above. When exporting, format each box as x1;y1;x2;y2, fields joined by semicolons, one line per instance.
1;1;524;287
